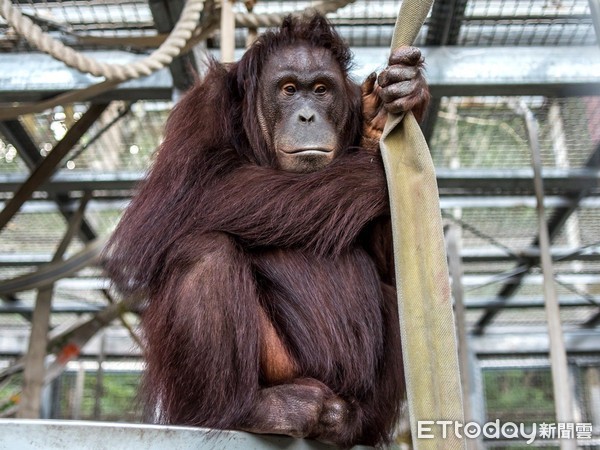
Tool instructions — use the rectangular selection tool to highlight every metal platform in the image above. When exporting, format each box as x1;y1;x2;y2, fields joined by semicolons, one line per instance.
0;419;374;450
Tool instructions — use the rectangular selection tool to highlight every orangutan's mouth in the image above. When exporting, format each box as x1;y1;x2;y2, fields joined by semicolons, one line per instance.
284;147;333;155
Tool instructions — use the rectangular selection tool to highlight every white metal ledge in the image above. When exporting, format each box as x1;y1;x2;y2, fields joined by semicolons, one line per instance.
0;419;373;450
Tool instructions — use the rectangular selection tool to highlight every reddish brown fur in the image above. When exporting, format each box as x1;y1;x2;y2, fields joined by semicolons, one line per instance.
105;14;404;447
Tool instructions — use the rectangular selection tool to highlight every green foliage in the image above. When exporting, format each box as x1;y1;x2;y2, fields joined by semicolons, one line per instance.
0;373;22;415
484;367;556;424
55;370;142;422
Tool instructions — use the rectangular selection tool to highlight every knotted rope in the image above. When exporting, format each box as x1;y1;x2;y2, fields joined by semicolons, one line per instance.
0;0;355;120
0;0;204;81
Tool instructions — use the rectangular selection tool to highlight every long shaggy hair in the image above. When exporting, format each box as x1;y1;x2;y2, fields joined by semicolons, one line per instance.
104;14;362;295
103;13;402;447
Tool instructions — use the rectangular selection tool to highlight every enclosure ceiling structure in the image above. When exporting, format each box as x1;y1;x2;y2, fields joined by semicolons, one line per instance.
0;0;598;356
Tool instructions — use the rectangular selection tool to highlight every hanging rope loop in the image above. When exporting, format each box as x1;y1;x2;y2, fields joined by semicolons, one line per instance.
0;0;205;81
0;0;356;120
233;0;356;28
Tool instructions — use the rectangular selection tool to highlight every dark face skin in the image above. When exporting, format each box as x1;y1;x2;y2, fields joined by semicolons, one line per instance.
257;45;350;173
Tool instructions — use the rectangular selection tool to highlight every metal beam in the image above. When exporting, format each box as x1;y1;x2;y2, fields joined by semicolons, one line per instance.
464;296;598;309
148;0;198;91
9;307;142;367
425;0;468;45
523;103;577;442
436;167;600;196
0;52;172;104
0;303;103;314
0;419;371;449
440;196;600;208
0;240;105;296
421;0;468;141
446;225;476;431
583;310;600;327
2;326;598;358
421;46;600;98
4;272;598;293
1;47;599;103
4;196;600;219
0;104;109;233
0;246;600;268
0;120;40;168
2;245;600;268
0;167;598;198
460;246;600;263
0;120;97;241
463;272;600;286
470;330;600;355
0;171;142;193
473;144;600;334
1;296;594;315
18;194;90;419
590;0;600;46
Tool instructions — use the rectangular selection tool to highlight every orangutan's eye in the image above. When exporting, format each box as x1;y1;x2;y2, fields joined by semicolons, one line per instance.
314;84;327;95
283;84;296;95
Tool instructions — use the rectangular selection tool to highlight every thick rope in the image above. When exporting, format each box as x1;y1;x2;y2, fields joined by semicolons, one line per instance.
234;0;356;28
0;22;220;121
0;0;354;81
0;0;204;81
0;1;353;120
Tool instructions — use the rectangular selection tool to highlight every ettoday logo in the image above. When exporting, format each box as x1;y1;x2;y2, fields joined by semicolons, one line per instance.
417;420;594;443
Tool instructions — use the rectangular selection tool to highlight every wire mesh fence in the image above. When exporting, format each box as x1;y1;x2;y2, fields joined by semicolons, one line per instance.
1;357;144;422
1;0;156;53
478;355;600;447
49;359;143;422
0;0;599;439
430;96;598;169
